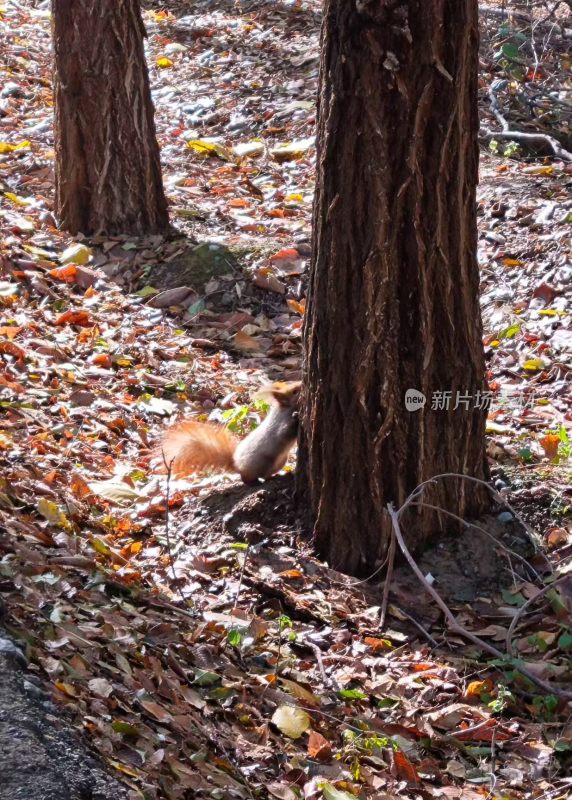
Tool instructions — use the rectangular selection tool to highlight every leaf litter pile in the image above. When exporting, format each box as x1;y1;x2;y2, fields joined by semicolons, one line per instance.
0;1;571;799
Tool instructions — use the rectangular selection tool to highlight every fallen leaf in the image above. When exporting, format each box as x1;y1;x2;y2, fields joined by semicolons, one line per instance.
271;705;310;739
307;730;332;760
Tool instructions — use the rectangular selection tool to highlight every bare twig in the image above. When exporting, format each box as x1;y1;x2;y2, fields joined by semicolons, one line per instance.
389;604;439;648
160;450;189;607
379;524;396;629
232;541;251;613
408;500;543;583
398;472;543;555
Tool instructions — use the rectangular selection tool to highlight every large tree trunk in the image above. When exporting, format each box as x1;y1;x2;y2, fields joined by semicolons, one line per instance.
298;0;490;576
52;0;169;236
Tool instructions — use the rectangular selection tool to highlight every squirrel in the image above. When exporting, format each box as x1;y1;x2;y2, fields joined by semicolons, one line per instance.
159;381;301;484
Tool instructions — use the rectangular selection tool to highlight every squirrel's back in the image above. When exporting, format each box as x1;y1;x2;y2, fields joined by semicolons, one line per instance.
158;381;301;483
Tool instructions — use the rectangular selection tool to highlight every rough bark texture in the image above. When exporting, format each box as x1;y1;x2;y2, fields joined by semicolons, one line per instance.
52;0;169;236
298;0;490;576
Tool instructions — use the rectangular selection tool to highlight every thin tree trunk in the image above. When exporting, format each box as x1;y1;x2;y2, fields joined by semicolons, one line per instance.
52;0;169;236
297;0;490;576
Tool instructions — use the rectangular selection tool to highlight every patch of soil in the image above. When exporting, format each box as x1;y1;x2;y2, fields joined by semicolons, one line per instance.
177;475;538;614
0;630;129;800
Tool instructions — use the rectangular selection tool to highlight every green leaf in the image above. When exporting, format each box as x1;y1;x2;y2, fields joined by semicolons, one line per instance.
135;285;158;299
502;42;521;60
112;720;139;736
192;669;221;687
557;631;572;650
500;323;521;339
338;688;367;700
187;298;206;316
501;589;526;607
227;628;244;647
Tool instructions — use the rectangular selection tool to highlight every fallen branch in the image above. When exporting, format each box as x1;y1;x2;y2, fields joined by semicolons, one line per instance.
388;500;572;699
479;126;572;161
481;85;572;162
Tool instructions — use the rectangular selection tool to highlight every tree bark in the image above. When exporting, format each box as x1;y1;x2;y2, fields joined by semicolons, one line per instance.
52;0;169;236
297;0;490;576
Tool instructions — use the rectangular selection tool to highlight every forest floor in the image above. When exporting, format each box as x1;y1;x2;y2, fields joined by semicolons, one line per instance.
0;1;571;799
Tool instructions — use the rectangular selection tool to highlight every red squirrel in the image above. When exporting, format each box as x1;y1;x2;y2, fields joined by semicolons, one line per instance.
159;381;301;483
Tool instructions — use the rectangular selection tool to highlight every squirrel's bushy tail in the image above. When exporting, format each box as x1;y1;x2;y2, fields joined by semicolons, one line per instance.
158;420;238;477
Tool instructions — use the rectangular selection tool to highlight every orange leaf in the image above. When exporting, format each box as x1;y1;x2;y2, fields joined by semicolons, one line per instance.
540;434;560;460
0;372;25;393
70;473;92;500
270;247;299;261
364;636;392;652
0;341;25;362
44;470;58;485
465;679;493;698
228;198;250;208
93;353;113;368
77;326;99;342
278;569;304;579
287;298;305;315
48;264;78;283
54;310;92;327
454;719;513;742
0;326;23;339
307;730;332;761
393;749;421;784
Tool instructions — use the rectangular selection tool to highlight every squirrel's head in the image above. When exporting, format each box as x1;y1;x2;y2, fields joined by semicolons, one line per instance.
254;380;301;408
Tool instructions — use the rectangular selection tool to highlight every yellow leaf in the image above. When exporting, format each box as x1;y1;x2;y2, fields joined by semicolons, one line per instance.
156;56;174;68
522;165;554;175
37;498;73;531
0;140;31;153
60;243;92;265
55;681;78;697
107;760;142;778
271;705;310;739
522;358;547;371
502;258;522;267
538;309;558;316
89;536;113;557
3;192;30;207
187;139;232;161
